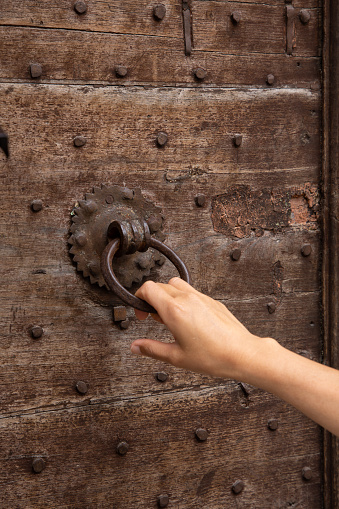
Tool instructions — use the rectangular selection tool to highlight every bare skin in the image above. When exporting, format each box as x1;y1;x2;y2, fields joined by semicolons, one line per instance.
131;277;339;437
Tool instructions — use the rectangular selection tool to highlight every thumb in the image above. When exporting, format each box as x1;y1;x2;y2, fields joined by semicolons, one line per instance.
130;339;179;365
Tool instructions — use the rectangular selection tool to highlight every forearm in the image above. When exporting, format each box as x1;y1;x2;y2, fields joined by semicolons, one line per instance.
241;337;339;436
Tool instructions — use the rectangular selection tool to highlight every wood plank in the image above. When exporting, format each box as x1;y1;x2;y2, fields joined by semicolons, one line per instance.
0;386;322;508
0;84;321;173
0;0;319;35
0;27;320;87
194;2;320;57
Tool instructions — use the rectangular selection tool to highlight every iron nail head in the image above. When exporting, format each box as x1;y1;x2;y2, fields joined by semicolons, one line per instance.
156;372;168;382
267;302;276;314
156;132;168;147
30;325;44;339
232;479;244;494
267;418;278;431
147;215;162;233
195;194;206;207
230;248;241;261
30;63;42;79
120;320;130;330
153;4;166;20
157;494;169;508
76;380;88;395
73;135;87;147
231;11;241;23
194;67;207;80
301;244;312;257
31;199;43;212
115;65;128;78
266;74;275;85
302;466;312;480
113;306;127;322
74;1;87;14
233;135;242;147
299;9;311;24
117;441;129;455
195;428;208;441
32;457;46;474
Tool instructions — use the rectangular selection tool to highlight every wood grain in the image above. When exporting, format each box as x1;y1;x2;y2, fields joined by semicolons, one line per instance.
0;84;321;173
0;0;319;36
0;26;320;87
0;386;322;508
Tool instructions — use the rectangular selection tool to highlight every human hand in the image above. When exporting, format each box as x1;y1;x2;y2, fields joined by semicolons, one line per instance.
131;277;273;381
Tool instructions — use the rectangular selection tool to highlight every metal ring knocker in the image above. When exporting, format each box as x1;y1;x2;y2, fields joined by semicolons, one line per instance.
100;219;191;313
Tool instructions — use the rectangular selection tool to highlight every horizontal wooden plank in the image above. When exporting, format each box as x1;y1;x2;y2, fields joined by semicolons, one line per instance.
0;0;319;37
194;2;320;57
0;386;322;508
0;84;321;173
0;27;320;87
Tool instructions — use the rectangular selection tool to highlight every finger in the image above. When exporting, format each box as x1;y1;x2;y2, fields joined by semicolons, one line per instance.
130;338;181;365
150;312;164;324
168;277;199;294
134;281;178;320
134;309;149;320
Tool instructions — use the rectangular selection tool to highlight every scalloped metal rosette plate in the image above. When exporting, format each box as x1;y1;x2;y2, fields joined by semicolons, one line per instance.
68;184;165;289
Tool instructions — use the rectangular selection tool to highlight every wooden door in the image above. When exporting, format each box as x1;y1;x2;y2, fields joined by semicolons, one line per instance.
0;1;338;507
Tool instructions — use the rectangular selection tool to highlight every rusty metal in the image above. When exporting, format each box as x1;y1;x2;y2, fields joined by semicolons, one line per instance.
156;372;168;382
232;480;244;494
182;1;192;56
299;9;311;24
267;418;279;430
0;128;9;158
101;219;190;313
120;320;130;330
147;214;162;233
194;194;206;207
266;74;275;86
30;63;42;79
195;428;208;441
76;381;88;395
117;441;129;456
302;466;312;480
69;184;166;289
231;11;241;24
32;458;46;474
153;4;166;21
301;243;312;256
156;132;168;147
30;325;43;339
31;200;43;212
267;302;276;314
157;494;169;508
115;65;128;78
113;306;127;322
74;1;87;14
73;135;87;147
230;248;241;261
194;68;207;80
286;5;296;55
233;135;242;147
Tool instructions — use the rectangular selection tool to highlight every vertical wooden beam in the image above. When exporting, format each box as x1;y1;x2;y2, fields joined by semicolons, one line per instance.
322;1;339;508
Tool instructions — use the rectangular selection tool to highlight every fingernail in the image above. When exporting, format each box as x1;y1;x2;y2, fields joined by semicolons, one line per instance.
131;345;142;355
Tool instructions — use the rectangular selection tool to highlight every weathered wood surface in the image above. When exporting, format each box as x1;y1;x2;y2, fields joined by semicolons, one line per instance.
0;386;322;508
0;27;320;87
322;0;339;507
194;2;320;57
0;84;320;173
0;0;325;505
0;83;321;418
0;0;319;42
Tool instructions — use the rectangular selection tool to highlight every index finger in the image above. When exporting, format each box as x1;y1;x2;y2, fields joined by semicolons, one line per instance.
134;280;180;322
